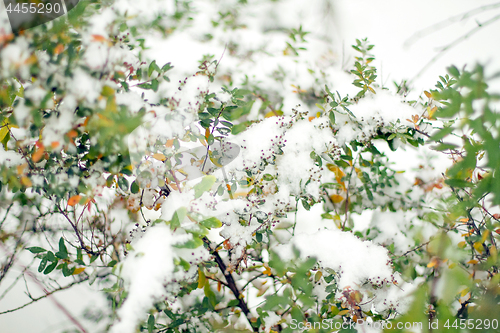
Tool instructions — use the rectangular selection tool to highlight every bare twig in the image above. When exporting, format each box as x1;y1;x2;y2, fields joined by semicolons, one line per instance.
411;12;500;82
405;2;500;47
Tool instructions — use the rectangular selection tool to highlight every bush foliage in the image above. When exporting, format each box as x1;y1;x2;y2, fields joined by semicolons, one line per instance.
1;1;500;332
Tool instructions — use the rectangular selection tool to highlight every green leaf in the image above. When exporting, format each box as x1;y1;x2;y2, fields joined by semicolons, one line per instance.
445;179;473;188
131;180;140;194
329;111;335;125
151;79;159;92
148;60;157;77
200;217;222;229
26;247;47;254
56;237;68;260
107;260;118;267
117;177;129;191
263;174;274;181
62;263;74;277
432;143;458;151
301;199;310;211
38;258;48;272
429;126;454;142
176;237;204;249
231;122;249;134
228;299;240;307
147;314;155;333
161;62;173;72
334;160;350;168
447;65;460;78
340;154;352;161
171;207;187;230
44;261;58;275
194;175;216;198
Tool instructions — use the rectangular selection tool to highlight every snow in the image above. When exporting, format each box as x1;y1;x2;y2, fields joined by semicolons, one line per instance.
110;224;191;333
1;0;499;332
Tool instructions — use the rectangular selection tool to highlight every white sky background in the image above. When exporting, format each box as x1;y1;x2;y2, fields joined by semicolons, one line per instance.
334;0;500;94
1;1;500;332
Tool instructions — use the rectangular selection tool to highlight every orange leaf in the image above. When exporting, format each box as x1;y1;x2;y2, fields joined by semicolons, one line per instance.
223;239;232;250
92;34;107;42
466;259;479;265
152;153;166;161
165;139;174;148
217;280;222;292
68;195;82;206
16;163;27;175
32;144;45;162
51;141;60;149
424;91;432;99
54;44;64;55
67;129;78;141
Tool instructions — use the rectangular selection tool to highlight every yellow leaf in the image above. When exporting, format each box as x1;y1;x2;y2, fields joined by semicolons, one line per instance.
460;287;469;298
424;91;432;99
429;106;438;119
152;153;166;161
466;259;479;265
68;195;81;206
427;257;439;268
481;230;490;243
197;268;206;289
0;120;10;142
458;241;466;249
473;242;484;254
330;194;344;203
337;309;350;316
21;176;32;187
72;267;86;275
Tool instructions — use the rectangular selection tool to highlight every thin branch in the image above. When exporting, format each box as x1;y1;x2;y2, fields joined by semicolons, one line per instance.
56;203;97;256
411;13;500;82
0;275;89;315
202;237;257;332
405;2;500;47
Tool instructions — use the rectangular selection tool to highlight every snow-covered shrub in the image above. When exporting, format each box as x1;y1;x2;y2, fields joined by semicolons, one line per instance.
1;1;499;333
